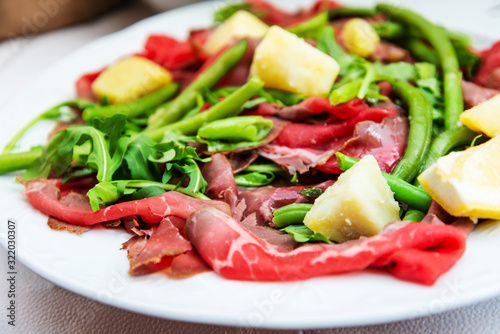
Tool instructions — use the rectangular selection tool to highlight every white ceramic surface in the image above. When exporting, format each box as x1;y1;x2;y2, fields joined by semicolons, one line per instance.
1;0;500;329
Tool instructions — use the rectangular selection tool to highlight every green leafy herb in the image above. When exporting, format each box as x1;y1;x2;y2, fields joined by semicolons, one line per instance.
22;114;128;182
452;40;481;80
3;99;91;153
124;186;166;201
375;62;417;81
299;186;324;198
281;224;333;244
124;135;160;181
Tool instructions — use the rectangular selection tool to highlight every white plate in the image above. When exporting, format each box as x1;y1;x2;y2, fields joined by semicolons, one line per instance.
1;0;500;329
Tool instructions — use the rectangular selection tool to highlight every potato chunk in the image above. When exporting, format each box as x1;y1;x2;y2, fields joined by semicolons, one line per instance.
459;93;500;137
343;18;380;58
92;56;172;104
304;155;400;243
250;25;340;96
205;10;269;54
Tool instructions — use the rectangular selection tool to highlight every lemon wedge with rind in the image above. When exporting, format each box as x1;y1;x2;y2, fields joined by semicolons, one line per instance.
418;135;500;220
459;93;500;138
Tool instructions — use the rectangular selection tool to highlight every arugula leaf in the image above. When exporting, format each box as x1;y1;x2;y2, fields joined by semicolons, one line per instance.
123;186;166;201
61;168;94;183
281;224;333;244
124;135;160;181
152;134;210;194
22;114;128;182
87;181;128;211
375;62;417;81
3;99;90;154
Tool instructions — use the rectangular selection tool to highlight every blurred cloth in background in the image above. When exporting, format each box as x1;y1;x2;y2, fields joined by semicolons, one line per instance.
0;0;129;40
0;0;206;41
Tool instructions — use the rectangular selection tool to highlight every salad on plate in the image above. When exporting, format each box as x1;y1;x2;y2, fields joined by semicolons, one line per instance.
1;0;500;286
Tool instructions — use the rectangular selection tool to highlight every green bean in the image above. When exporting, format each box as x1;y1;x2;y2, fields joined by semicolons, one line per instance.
391;81;433;183
376;4;463;131
336;153;432;212
198;116;273;142
273;203;313;228
416;126;477;182
0;147;43;174
143;76;264;141
329;79;363;105
3;99;94;154
287;12;328;38
403;209;425;222
328;7;376;19
403;39;440;66
147;40;248;129
82;83;178;121
372;21;405;40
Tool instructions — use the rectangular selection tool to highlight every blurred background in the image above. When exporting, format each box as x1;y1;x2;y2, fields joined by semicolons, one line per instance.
0;0;204;40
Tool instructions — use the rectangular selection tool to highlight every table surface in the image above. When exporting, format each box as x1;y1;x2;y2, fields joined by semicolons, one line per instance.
0;1;499;333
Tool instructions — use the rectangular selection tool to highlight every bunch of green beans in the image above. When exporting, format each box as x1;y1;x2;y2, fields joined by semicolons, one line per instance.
82;83;178;121
376;4;463;132
147;40;248;129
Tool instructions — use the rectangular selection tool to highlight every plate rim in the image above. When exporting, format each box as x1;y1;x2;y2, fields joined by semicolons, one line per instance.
1;0;500;329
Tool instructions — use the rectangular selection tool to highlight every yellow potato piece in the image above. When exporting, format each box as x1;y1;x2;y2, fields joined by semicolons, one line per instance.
460;93;500;137
418;135;500;220
250;25;340;97
343;18;380;58
92;56;172;104
205;10;268;55
304;155;400;243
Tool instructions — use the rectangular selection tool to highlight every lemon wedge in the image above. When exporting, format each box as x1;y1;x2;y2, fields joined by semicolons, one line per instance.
418;135;500;220
459;93;500;137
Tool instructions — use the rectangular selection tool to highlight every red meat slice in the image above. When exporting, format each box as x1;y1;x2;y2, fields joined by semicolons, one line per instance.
247;98;366;122
22;179;231;225
258;108;402;174
461;80;500;108
186;207;468;285
138;34;197;70
273;107;398;149
239;180;334;225
258;143;343;174
316;115;408;174
474;41;500;89
245;0;341;27
202;153;239;212
47;216;92;234
125;216;192;275
75;69;103;101
168;250;212;278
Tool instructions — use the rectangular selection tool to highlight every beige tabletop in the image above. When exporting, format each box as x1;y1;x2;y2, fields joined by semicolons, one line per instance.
0;1;499;333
